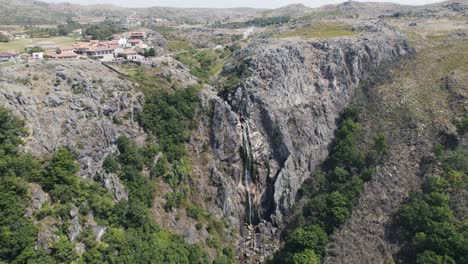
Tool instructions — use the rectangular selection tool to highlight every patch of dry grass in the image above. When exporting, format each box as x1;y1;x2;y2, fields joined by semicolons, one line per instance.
277;23;358;39
0;36;78;52
365;31;468;139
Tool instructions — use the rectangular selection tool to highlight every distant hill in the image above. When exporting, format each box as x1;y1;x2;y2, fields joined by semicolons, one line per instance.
0;0;264;25
1;0;466;26
0;0;127;25
260;0;467;21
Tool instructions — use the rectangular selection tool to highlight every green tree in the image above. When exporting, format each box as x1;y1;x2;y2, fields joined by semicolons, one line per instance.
292;249;318;264
27;46;45;54
50;237;78;263
455;117;468;135
0;177;37;262
43;147;78;190
326;191;350;231
285;225;328;256
415;251;455;264
0;34;9;42
140;86;200;161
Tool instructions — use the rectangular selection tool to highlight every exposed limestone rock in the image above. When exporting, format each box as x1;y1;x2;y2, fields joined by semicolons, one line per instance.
207;27;409;227
35;217;60;251
25;183;49;218
92;226;107;242
102;172;128;202
68;205;81;241
190;23;410;259
76;242;86;255
0;61;143;199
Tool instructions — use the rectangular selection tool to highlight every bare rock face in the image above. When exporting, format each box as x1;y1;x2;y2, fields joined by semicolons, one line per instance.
68;205;81;241
25;183;49;218
35;217;61;251
192;25;410;259
0;60;146;199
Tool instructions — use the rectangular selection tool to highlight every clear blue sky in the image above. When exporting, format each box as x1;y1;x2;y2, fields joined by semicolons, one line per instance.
44;0;445;8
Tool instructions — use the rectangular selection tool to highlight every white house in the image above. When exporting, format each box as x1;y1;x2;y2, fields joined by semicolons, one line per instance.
32;52;44;60
117;37;127;47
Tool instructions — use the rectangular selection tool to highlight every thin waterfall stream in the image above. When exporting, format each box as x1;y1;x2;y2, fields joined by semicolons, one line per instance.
242;121;253;226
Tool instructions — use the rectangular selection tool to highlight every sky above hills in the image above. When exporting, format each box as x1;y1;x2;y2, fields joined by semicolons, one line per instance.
44;0;444;8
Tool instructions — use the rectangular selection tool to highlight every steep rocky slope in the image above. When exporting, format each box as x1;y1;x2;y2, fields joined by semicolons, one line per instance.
186;23;411;260
324;25;468;264
0;61;144;201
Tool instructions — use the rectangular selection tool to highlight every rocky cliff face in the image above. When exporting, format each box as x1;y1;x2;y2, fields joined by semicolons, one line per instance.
191;25;410;258
0;61;145;201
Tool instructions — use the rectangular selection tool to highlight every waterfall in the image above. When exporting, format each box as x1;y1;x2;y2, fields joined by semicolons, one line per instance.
242;122;253;226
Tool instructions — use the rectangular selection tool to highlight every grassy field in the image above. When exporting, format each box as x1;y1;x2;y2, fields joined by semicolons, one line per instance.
167;40;192;52
277;23;359;39
0;36;78;52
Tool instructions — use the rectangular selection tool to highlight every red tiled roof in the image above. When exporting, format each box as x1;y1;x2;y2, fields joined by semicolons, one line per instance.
0;50;19;57
74;42;92;49
87;46;115;52
45;51;78;58
60;46;75;51
118;49;138;55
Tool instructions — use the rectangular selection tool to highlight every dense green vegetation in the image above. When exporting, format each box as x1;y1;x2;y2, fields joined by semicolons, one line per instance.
396;145;467;264
271;106;389;263
215;16;290;29
127;68;234;261
455;117;468;135
141;47;156;58
0;108;38;262
24;19;81;38
175;49;230;83
27;46;45;54
218;55;249;100
0;33;8;42
140;86;200;162
84;20;122;40
57;18;81;36
138;86;199;213
0;106;216;263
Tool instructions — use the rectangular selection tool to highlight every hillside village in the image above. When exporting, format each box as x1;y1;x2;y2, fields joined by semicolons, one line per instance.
0;31;152;63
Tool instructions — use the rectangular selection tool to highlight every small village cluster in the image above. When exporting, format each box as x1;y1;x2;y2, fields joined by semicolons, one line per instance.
0;32;150;63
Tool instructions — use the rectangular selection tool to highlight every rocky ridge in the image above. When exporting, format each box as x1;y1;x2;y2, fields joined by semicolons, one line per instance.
187;23;411;260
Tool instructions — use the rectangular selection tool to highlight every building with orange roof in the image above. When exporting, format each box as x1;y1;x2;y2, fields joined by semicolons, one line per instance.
0;50;19;62
117;49;142;61
74;42;92;54
59;46;76;53
45;51;79;60
129;32;145;40
128;39;142;46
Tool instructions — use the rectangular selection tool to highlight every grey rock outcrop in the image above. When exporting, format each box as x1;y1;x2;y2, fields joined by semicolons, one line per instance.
92;225;107;242
68;205;81;241
25;183;49;218
191;25;410;259
0;61;145;200
35;217;61;251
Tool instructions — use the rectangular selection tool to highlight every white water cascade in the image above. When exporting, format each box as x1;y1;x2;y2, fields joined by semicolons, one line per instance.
242;122;253;226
